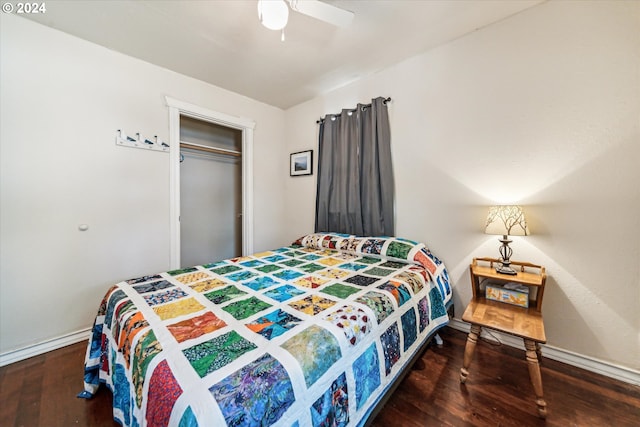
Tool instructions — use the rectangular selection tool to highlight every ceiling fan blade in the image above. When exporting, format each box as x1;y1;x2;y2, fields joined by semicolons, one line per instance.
289;0;354;28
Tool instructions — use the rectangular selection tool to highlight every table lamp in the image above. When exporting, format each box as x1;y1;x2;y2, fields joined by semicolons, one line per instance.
485;205;529;275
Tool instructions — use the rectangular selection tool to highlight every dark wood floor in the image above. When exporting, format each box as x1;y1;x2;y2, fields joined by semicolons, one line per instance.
1;326;638;426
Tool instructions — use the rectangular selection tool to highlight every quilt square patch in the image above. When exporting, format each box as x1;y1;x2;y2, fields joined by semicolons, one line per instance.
111;299;136;335
324;305;372;346
146;360;182;427
255;264;282;273
104;290;127;328
143;288;188;306
281;250;304;258
204;285;247;305
317;268;351;280
246;309;302;339
243;276;279;291
414;250;437;275
379;261;406;269
310;372;349;427
355;291;394;324
132;330;162;406
209;353;295;427
264;285;305;302
386;241;413;260
417;296;430;332
293;276;329;289
264;254;287;263
273;269;304;281
361;239;386;255
153;298;205;321
289;295;336;315
429;287;447;319
240;259;264;268
298;263;326;273
377;281;411;306
189;278;228;293
340;263;368;272
126;274;162;285
281;325;341;387
401;309;418;351
380;323;401;375
355;256;380;265
132;280;174;294
364;267;395;277
280;259;305;267
437;274;451;297
176;271;211;284
393;271;424;294
333;253;358;261
210;265;242;275
317;257;344;266
167;311;227;343
167;267;198;276
345;275;378;287
353;343;381;410
183;331;257;378
227;270;258;282
321;283;360;299
202;261;225;269
223;296;272;320
253;251;275;258
246;263;267;272
118;311;148;369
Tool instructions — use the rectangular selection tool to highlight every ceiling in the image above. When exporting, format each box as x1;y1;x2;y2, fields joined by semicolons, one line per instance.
22;0;544;110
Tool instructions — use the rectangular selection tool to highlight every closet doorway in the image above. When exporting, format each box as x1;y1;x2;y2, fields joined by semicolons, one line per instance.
167;97;255;270
180;117;242;267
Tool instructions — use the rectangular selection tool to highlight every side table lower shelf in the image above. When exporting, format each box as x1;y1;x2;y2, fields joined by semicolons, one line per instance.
459;298;548;418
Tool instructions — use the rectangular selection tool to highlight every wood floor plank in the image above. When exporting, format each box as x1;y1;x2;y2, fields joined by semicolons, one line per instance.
1;326;638;426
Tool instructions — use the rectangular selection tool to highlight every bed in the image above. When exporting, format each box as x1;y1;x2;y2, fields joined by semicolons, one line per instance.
80;233;453;426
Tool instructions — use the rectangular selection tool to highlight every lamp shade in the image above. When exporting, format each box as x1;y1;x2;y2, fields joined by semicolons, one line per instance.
258;0;289;30
485;205;530;236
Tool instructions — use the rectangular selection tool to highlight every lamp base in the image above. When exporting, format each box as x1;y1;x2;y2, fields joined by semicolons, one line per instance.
496;235;517;275
495;264;517;275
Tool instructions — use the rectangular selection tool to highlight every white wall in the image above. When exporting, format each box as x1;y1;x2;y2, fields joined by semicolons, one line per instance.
284;0;640;371
0;14;287;354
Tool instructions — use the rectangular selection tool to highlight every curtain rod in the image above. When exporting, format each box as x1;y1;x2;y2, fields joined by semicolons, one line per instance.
316;97;391;124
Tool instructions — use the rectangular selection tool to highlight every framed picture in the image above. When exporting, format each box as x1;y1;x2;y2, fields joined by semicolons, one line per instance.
290;150;313;176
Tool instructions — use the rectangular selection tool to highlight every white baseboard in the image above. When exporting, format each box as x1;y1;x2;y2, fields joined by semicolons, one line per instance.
0;328;92;367
448;318;640;386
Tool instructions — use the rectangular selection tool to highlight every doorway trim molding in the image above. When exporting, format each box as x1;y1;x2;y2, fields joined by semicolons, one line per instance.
166;96;255;269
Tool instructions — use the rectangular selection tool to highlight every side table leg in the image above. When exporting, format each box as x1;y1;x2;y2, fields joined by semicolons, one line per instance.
524;339;547;418
460;324;481;383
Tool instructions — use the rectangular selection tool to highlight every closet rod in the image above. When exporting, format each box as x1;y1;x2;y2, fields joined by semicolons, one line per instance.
180;141;241;157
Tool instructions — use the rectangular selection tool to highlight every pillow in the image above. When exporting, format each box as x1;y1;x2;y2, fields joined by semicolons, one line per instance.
294;233;451;298
294;233;441;275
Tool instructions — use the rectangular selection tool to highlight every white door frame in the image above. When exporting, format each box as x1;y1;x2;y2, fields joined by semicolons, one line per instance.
166;96;255;269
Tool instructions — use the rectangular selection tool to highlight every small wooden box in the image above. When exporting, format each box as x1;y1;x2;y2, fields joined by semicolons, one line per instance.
486;283;529;308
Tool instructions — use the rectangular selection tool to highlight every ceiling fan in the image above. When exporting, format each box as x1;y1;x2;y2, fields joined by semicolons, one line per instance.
258;0;354;39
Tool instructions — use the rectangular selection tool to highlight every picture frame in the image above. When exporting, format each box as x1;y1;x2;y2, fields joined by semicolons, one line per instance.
290;150;313;176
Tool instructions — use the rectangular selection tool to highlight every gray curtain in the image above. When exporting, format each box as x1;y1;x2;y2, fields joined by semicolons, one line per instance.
315;96;394;236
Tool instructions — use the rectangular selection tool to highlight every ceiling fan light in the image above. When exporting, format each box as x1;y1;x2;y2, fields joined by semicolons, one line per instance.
258;0;289;31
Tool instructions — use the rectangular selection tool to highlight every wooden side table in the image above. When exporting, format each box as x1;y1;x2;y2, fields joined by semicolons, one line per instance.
460;257;548;418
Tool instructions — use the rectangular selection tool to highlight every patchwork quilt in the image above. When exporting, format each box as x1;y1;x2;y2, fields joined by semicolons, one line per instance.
80;233;452;427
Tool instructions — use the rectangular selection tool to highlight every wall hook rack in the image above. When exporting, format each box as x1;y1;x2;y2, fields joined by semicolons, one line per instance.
116;130;169;153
